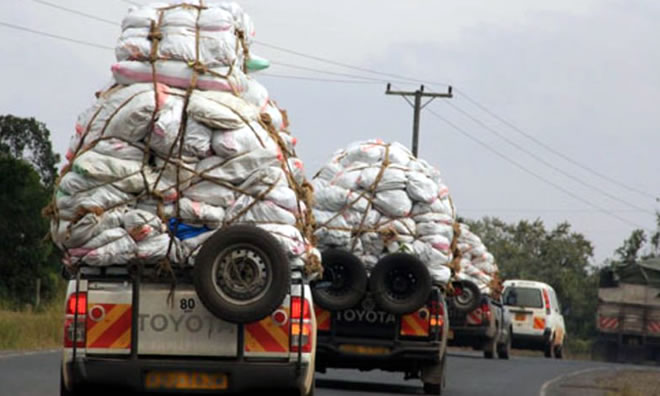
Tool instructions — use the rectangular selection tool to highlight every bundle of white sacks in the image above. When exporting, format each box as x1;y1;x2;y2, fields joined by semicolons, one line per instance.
312;140;456;284
455;223;499;295
50;2;320;274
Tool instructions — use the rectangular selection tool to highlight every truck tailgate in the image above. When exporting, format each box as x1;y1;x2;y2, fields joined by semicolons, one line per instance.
138;284;238;357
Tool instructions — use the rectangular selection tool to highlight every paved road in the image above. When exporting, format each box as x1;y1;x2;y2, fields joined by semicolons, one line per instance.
0;349;629;396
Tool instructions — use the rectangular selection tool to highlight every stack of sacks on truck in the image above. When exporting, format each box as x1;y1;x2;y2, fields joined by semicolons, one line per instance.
47;2;321;275
455;223;501;297
312;139;457;284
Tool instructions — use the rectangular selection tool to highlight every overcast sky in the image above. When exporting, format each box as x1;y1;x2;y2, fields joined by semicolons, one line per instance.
1;0;658;263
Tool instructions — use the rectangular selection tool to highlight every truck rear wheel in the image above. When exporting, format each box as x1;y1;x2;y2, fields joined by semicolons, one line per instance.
422;354;446;395
423;382;442;395
448;280;481;313
60;372;78;396
497;329;512;360
369;253;432;315
483;337;497;359
312;249;367;311
544;342;555;358
193;225;290;324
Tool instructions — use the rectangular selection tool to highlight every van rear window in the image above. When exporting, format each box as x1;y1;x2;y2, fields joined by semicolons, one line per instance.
503;287;543;309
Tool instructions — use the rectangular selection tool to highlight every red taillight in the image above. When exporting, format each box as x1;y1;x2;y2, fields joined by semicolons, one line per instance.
290;296;310;320
429;300;445;328
542;289;551;315
481;302;492;322
66;292;87;315
64;292;87;348
290;296;311;353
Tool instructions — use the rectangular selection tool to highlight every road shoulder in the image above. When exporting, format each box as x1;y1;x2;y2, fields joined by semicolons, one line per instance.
541;366;660;396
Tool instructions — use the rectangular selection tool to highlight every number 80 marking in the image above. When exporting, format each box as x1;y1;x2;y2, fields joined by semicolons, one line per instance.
180;298;196;311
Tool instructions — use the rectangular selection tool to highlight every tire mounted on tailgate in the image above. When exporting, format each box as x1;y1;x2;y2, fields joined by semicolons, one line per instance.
369;253;432;315
312;249;367;311
193;225;290;324
448;280;481;313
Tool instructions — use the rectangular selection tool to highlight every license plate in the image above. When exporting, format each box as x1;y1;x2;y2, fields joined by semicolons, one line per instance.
447;329;454;340
339;344;391;356
144;371;227;390
515;313;527;321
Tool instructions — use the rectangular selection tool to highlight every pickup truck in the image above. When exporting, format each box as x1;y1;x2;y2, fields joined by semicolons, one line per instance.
60;226;316;396
312;251;449;395
446;280;512;359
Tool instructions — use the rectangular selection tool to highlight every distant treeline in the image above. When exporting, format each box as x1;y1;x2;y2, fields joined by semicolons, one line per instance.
0;115;61;308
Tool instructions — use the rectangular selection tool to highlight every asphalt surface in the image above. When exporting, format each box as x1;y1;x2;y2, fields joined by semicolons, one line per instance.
0;349;634;396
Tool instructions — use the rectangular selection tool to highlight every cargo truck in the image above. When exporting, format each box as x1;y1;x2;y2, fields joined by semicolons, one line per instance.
592;259;660;364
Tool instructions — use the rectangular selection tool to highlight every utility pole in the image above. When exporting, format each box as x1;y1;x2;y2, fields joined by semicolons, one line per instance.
386;84;453;157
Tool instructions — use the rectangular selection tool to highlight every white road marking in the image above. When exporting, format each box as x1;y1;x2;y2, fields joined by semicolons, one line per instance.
539;367;609;396
0;349;60;360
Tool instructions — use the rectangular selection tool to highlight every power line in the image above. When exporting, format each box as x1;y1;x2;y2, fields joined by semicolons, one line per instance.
426;107;649;230
0;20;396;88
12;2;657;207
259;73;383;85
118;0;142;6
459;208;651;214
256;41;657;203
0;21;113;51
443;100;654;215
32;0;118;26
455;88;658;201
254;40;450;87
270;61;416;85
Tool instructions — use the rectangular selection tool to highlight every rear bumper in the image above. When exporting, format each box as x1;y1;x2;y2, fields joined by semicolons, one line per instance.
64;357;307;393
448;324;495;346
511;329;551;350
596;332;660;346
316;335;442;372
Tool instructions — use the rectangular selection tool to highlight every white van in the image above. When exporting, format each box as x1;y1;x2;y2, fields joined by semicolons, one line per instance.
502;280;566;358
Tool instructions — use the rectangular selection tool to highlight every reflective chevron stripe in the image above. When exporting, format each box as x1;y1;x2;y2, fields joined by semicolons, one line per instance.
400;309;430;337
647;321;660;333
315;307;331;332
244;308;290;356
599;316;619;330
86;303;132;350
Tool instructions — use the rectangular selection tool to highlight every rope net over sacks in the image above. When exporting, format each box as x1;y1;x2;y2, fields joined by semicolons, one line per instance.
311;140;459;284
455;223;502;298
46;1;321;277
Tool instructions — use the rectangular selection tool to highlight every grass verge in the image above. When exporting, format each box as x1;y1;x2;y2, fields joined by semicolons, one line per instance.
604;371;660;396
0;287;64;351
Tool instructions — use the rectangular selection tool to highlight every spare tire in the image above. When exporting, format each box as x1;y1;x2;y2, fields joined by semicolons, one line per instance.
369;253;432;315
193;225;290;324
312;249;367;311
448;280;481;313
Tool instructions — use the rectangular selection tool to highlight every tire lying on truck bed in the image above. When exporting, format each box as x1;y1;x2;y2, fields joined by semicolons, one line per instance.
312;249;368;311
193;225;290;324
